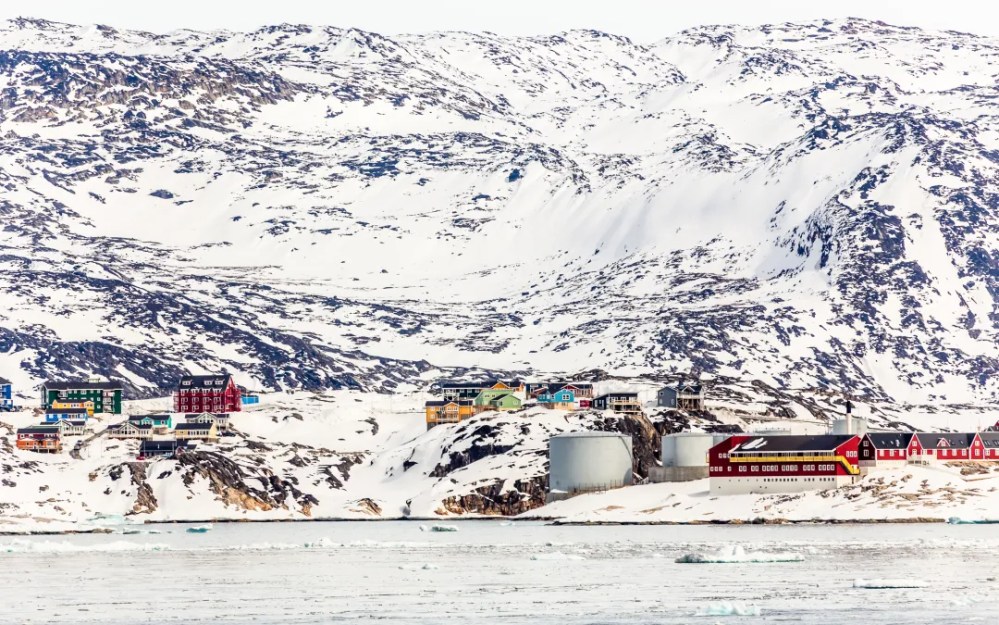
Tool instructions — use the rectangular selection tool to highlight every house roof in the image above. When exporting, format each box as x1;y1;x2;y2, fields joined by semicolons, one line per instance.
175;422;214;431
980;433;999;448
46;408;89;415
915;433;976;450
594;392;639;400
730;435;857;454
865;432;914;449
139;439;186;452
110;422;153;431
178;374;233;389
129;414;170;422
663;383;703;394
0;377;10;385
66;420;87;426
439;379;522;389
488;393;521;404
18;425;61;435
185;412;227;418
425;399;473;407
44;380;122;391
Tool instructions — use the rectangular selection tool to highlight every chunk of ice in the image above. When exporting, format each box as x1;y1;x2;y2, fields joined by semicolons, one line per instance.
676;544;804;564
698;602;762;616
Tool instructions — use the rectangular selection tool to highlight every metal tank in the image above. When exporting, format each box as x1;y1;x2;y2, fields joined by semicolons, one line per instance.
832;416;868;436
655;432;726;482
547;432;633;500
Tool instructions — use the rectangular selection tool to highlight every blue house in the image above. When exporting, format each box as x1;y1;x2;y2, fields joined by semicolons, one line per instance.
45;407;90;423
129;414;173;428
0;377;11;410
538;388;576;410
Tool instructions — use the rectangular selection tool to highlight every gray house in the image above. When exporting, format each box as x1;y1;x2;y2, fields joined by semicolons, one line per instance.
657;383;704;410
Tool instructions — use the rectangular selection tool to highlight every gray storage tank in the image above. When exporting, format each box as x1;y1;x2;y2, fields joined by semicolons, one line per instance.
547;432;633;501
655;432;729;482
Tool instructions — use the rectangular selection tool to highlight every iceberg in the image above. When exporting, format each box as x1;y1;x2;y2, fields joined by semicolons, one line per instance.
186;524;213;534
676;544;804;564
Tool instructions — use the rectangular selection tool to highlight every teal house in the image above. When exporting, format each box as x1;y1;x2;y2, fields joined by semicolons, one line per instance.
129;414;173;428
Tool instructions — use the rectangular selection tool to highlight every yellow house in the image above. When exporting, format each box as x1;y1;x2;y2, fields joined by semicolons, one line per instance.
425;400;475;429
51;399;95;416
175;421;218;442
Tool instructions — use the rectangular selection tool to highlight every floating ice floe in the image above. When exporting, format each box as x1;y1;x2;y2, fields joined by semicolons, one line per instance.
947;517;999;525
427;524;459;533
854;579;928;589
186;524;213;534
675;544;804;564
697;602;762;617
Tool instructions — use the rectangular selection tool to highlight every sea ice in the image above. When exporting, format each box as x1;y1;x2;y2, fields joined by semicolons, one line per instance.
853;579;928;589
675;544;804;563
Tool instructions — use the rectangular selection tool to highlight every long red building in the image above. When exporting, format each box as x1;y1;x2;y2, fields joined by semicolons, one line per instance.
709;434;861;495
173;374;242;414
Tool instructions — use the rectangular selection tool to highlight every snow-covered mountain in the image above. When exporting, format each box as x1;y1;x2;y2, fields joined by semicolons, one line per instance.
0;17;995;405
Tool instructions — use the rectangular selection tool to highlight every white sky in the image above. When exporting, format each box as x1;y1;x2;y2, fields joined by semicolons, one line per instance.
3;0;999;41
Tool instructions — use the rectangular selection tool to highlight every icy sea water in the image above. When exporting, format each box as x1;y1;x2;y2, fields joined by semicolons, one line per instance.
1;521;997;624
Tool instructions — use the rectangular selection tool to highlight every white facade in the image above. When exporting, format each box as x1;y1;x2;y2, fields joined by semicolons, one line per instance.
549;432;633;494
710;475;857;495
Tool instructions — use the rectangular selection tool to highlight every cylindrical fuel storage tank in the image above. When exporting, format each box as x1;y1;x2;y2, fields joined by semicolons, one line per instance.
548;432;633;495
661;433;716;468
832;417;868;436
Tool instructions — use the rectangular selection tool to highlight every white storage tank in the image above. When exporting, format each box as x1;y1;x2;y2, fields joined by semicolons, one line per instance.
832;416;868;436
655;432;729;482
548;432;633;497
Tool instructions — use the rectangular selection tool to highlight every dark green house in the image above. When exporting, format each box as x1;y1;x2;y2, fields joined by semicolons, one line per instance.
42;379;123;414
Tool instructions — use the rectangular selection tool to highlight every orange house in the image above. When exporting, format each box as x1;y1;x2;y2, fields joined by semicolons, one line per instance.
16;425;62;453
425;400;475;429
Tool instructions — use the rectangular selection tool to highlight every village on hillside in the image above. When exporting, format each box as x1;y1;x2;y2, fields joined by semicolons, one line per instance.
4;373;999;505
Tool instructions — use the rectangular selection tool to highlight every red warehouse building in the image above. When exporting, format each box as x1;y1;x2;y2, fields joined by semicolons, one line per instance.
174;374;242;414
709;434;861;495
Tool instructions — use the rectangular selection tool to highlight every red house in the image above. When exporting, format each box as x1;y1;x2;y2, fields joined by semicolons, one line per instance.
858;432;914;469
909;433;982;463
173;374;242;414
709;434;861;495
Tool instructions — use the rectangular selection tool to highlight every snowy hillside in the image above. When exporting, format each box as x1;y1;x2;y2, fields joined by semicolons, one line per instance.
0;16;995;407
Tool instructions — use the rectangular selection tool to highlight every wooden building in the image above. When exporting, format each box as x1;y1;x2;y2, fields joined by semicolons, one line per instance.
107;422;154;440
592;392;641;413
858;432;914;469
16;425;62;453
174;374;242;414
185;412;231;430
537;388;576;411
129;414;173;429
473;389;523;413
42;379;123;414
50;399;95;416
44;407;90;423
174;421;219;442
440;380;523;401
425;400;474;429
138;439;192;460
0;377;13;410
657;383;705;411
